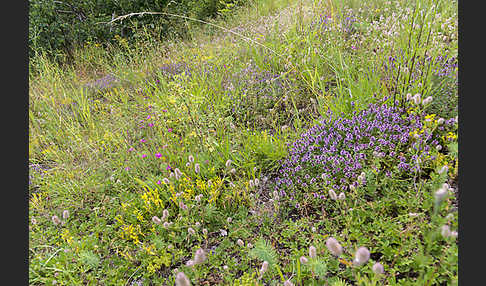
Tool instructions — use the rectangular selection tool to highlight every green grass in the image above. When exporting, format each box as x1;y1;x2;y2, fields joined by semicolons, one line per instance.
29;0;458;285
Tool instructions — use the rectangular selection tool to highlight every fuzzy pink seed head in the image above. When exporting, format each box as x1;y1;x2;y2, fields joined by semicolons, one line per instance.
372;262;385;274
329;189;338;200
175;272;191;286
194;248;206;264
152;216;162;224
353;247;370;266
309;245;317;258
326;237;343;257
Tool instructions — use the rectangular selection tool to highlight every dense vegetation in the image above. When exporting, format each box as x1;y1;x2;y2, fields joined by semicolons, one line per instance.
29;0;244;63
29;0;458;285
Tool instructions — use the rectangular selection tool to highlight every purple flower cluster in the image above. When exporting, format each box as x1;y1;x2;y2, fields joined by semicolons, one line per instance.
273;100;424;198
157;62;192;80
383;53;458;84
85;74;119;92
29;163;50;186
226;60;285;99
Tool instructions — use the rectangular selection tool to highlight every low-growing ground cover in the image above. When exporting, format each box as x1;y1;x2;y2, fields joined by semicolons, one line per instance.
29;0;458;285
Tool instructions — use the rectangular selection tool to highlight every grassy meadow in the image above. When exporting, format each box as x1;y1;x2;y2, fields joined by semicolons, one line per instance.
29;0;458;285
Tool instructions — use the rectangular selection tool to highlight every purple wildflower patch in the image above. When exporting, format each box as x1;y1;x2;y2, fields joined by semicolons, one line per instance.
272;99;427;198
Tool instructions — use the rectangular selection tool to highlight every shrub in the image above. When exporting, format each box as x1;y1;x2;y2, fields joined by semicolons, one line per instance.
29;0;246;62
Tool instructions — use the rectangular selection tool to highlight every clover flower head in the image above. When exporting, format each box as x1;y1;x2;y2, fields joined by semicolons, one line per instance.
237;239;244;247
186;260;194;266
203;228;208;235
260;261;269;275
194;163;200;174
163;221;172;228
299;256;308;264
225;159;232;168
450;231;458;239
227;217;232;223
175;272;191;286
309;245;317;258
62;210;70;220
435;188;448;204
437;118;445;125
284;280;294;286
152;216;162;224
422;96;433;105
311;226;317;232
438;165;448;174
413;93;421;105
326;237;343;256
353;247;370;266
254;178;260;186
436;145;442;151
51;215;61;226
372;262;385;274
329;189;338;200
230;168;236;174
163;178;170;184
223;265;229;270
220;229;228;236
179;201;188;210
188;155;194;163
194;248;206;264
174;168;182;180
162;209;169;220
441;225;451;238
188;227;196;235
338;192;346;200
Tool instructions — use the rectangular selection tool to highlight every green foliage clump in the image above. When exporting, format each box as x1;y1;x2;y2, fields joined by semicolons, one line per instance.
29;0;246;62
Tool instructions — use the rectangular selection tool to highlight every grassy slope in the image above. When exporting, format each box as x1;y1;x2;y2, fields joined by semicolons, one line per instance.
29;0;458;285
